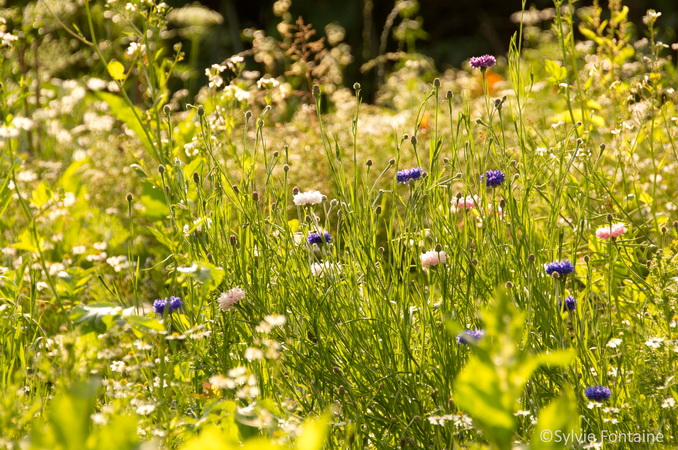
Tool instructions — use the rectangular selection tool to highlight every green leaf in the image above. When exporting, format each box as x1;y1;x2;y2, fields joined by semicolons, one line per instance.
47;380;101;450
70;304;122;334
531;389;580;449
130;164;148;179
190;262;225;294
454;357;516;449
107;59;126;81
31;181;53;208
94;91;153;154
125;315;165;335
140;181;170;219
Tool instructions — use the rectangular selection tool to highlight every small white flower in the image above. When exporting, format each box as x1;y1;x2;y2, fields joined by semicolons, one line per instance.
257;77;280;89
293;190;324;206
244;347;264;361
135;404;156;415
644;337;664;349
661;397;676;409
606;338;622;348
110;361;126;373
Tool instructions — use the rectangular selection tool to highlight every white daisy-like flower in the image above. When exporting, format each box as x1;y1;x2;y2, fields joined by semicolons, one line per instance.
606;338;622;348
644;337;664;349
293;190;324;206
218;287;246;311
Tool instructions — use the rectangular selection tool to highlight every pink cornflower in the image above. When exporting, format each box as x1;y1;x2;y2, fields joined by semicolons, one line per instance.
452;195;478;211
218;287;246;311
595;223;626;240
421;250;447;268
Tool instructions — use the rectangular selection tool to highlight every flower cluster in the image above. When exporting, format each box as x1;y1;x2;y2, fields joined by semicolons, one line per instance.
482;170;505;188
544;260;575;276
456;329;485;345
153;296;183;314
218;287;246;312
307;231;332;245
293;190;324;206
469;54;496;70
397;167;424;184
595;223;626;240
585;385;611;401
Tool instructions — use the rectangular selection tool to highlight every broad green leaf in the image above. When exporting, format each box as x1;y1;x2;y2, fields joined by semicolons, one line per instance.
531;389;580;450
454;357;515;449
107;59;126;81
94;92;153;153
94;414;140;450
31;181;53;208
47;380;101;450
70;304;122;334
140;181;170;219
125;315;165;335
11;229;40;253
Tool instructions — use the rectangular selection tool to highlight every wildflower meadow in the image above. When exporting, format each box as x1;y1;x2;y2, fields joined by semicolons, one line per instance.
0;0;677;448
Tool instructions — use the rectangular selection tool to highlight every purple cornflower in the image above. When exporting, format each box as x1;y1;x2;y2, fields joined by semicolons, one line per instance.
544;260;575;276
558;295;577;312
307;230;332;245
469;55;496;70
482;170;505;188
397;167;424;184
153;296;183;314
456;329;485;345
585;385;611;401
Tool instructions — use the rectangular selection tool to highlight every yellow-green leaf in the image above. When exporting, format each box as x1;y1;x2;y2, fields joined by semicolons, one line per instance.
107;59;126;81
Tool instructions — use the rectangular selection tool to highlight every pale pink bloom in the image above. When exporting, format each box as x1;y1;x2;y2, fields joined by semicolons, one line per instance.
218;287;246;311
595;223;626;240
452;195;478;211
421;250;447;268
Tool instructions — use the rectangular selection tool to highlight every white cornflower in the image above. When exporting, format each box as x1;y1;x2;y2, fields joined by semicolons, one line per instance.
293;190;324;206
420;250;447;268
218;287;246;311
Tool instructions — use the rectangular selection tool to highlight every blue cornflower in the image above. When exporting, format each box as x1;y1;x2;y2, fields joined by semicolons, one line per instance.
307;231;332;245
559;295;576;312
153;296;183;314
469;55;497;70
544;260;575;276
397;167;424;184
456;329;485;345
482;170;505;188
585;385;611;401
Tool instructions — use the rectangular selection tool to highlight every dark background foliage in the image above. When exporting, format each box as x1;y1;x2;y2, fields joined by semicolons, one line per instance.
169;0;678;97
